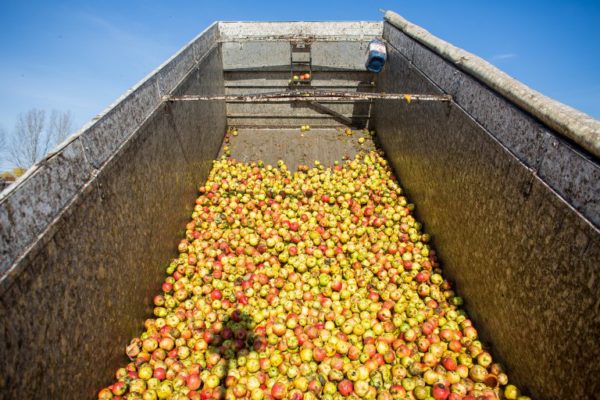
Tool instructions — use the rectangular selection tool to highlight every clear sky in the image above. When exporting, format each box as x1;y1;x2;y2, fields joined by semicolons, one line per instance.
0;1;599;168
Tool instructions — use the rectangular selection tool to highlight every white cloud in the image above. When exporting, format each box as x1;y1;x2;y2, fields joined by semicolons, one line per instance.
491;53;518;61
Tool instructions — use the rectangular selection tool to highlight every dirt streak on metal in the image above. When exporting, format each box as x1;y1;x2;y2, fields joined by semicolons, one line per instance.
219;127;376;171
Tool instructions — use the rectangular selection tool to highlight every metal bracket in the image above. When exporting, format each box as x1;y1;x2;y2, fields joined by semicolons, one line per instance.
290;40;312;86
306;101;353;125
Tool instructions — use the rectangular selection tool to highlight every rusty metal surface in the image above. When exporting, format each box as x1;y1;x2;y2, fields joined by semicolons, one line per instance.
376;22;600;399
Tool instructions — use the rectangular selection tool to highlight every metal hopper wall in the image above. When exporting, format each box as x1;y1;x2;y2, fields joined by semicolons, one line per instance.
0;14;598;400
373;12;600;399
0;23;226;399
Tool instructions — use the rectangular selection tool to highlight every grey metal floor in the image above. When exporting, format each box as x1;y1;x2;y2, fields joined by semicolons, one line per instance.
218;127;377;170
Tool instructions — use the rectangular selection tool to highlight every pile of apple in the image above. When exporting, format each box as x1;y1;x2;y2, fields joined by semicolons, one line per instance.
98;151;528;400
292;73;311;82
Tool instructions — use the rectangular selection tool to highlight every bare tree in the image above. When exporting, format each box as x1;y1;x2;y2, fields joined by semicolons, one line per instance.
48;110;73;144
8;109;50;169
6;108;74;169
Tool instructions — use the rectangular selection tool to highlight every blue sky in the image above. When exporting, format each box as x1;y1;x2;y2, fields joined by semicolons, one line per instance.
0;1;599;168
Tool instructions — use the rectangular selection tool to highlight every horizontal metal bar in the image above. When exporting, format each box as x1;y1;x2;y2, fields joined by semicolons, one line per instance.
164;90;451;103
224;84;375;88
225;124;350;129
227;114;370;118
217;37;377;43
228;100;369;104
222;68;365;73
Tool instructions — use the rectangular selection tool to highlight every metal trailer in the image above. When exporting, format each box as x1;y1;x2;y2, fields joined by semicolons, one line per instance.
1;12;598;399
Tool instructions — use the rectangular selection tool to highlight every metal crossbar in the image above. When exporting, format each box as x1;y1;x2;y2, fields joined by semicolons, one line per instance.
163;90;451;103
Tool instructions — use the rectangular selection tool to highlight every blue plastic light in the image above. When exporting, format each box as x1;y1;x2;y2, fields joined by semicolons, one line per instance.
366;39;387;73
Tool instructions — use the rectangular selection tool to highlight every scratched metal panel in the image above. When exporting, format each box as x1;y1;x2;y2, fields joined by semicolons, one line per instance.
223;71;374;87
383;22;600;227
0;138;93;279
376;22;600;399
538;138;600;227
0;99;224;397
222;40;376;72
226;99;371;128
218;128;376;170
0;24;225;399
311;41;370;70
218;21;382;41
222;41;290;71
227;102;367;116
227;116;360;128
224;86;371;95
374;99;600;400
223;69;374;128
81;76;161;169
